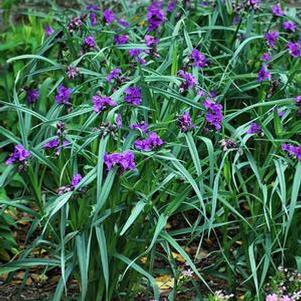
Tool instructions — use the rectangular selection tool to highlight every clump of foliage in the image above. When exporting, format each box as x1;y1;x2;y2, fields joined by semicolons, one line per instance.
0;0;301;300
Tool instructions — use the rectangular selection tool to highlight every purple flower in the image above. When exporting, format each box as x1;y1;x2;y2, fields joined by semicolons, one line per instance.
282;143;301;161
71;173;82;187
147;1;165;32
67;66;80;79
203;98;223;131
283;21;297;32
116;114;122;128
128;48;146;64
44;25;54;37
84;36;96;49
209;90;218;98
86;5;100;11
295;95;301;105
264;31;279;48
191;49;208;68
89;12;98;26
124;87;142;106
233;14;241;25
248;0;260;9
134;132;164;151
114;34;129;45
129;49;142;57
278;109;286;117
58;172;83;195
178;70;197;92
26;89;39;104
130;122;149;133
145;35;159;47
247;122;261;134
118;18;130;28
257;66;271;82
167;1;177;12
106;68;122;83
43;138;69;156
6;144;31;165
272;4;284;17
178;111;194;132
43;138;60;149
67;17;82;33
92;95;117;113
104;151;136;171
55;85;72;105
261;52;271;62
200;1;210;6
103;9;116;24
287;41;301;57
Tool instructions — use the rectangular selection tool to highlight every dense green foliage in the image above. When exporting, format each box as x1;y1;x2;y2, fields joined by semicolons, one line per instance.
0;1;301;300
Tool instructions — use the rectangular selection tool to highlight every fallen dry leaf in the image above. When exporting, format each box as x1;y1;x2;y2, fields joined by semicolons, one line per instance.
155;274;174;292
171;252;185;263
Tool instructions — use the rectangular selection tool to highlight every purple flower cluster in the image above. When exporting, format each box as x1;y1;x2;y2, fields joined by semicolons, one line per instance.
67;16;83;33
264;31;279;48
92;95;117;113
248;0;261;9
106;68;122;83
191;49;208;68
283;21;297;32
103;9;116;25
55;85;72;105
145;35;159;48
44;25;54;37
118;18;130;28
178;70;197;92
43;138;69;156
26;89;39;104
167;1;177;13
130;122;149;133
83;36;96;49
295;95;301;105
282;144;301;161
177;111;194;132
89;12;97;26
71;173;82;187
114;34;129;45
116;114;122;128
247;122;262;135
124;87;142;106
261;52;271;62
86;4;99;26
272;4;284;17
6;144;31;165
134;132;164;151
104;151;136;171
58;173;82;195
128;48;146;64
86;4;100;11
147;1;165;32
258;65;271;82
43;138;60;149
287;41;301;58
203;98;223;131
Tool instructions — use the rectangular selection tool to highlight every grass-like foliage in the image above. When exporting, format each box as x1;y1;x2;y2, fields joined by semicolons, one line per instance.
0;1;301;300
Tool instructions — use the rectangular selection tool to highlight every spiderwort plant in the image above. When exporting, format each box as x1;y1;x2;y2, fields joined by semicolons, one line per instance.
1;1;301;301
